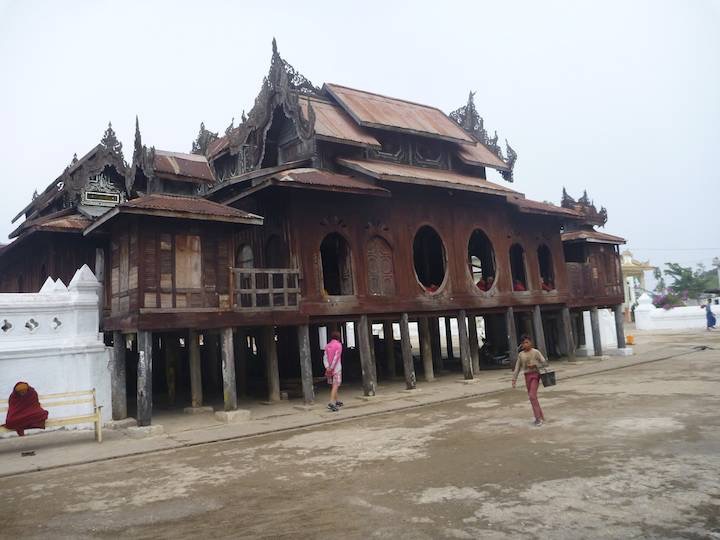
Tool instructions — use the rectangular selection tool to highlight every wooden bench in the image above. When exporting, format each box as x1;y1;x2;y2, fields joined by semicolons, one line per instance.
0;389;103;443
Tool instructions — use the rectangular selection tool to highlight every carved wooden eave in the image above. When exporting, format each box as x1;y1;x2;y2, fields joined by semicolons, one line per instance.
11;122;128;226
450;91;517;181
217;39;319;175
561;188;608;228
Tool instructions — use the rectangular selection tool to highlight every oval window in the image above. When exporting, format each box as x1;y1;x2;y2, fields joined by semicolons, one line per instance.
413;226;446;292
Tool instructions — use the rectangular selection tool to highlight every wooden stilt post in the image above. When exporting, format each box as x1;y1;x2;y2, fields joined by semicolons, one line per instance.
457;310;473;379
188;329;203;408
505;307;518;368
297;324;315;404
358;315;377;396
164;336;176;406
532;305;548;359
262;326;281;401
137;330;153;427
382;321;396;378
561;307;576;360
468;314;481;375
613;304;626;349
235;328;248;397
400;313;416;389
430;317;443;371
207;333;221;390
95;247;105;325
367;319;378;384
419;317;434;382
590;307;603;356
111;331;127;420
221;328;237;411
444;317;454;361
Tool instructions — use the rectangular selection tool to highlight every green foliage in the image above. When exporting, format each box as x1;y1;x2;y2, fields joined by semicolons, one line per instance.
653;268;666;292
661;262;716;299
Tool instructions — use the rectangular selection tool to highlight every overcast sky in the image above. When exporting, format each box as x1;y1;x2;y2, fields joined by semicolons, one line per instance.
1;0;718;273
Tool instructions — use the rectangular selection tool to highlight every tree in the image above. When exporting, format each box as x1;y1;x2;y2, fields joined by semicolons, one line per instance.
653;268;666;292
661;262;715;299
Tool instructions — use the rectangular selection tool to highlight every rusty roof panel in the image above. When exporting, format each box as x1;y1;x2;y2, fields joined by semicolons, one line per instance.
124;194;257;219
337;158;518;196
324;83;475;144
457;141;509;170
507;196;583;218
562;230;626;244
299;97;380;148
272;168;389;195
153;150;215;183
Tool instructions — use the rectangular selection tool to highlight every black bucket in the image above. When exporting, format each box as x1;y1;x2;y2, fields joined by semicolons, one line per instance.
540;370;556;387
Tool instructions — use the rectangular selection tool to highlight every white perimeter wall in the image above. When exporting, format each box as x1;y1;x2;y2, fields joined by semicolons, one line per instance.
635;293;720;331
0;265;112;436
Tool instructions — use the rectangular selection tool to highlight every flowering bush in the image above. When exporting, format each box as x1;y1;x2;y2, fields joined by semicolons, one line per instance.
652;288;688;310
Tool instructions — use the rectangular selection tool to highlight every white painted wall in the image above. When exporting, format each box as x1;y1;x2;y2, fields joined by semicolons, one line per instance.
0;265;112;436
635;293;720;331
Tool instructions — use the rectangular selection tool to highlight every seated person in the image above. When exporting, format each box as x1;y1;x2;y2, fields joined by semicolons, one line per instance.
486;276;495;290
541;278;554;291
426;283;439;292
476;277;487;291
513;279;527;292
2;382;48;437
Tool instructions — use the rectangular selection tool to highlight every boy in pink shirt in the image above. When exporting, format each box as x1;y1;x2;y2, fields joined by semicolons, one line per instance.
324;331;343;412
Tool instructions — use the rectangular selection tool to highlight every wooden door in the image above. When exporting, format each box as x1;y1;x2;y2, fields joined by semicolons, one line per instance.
367;236;395;296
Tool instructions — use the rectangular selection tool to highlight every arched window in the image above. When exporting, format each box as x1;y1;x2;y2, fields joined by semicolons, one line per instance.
413;226;446;292
265;235;289;268
235;244;254;268
537;244;555;291
468;230;496;291
509;244;528;291
321;233;354;295
367;236;395;296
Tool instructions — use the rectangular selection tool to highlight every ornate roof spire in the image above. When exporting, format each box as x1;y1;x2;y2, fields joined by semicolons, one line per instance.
100;121;123;159
133;116;142;159
191;121;219;155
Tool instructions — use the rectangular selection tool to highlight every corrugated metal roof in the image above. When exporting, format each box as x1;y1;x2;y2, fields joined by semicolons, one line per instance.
153;150;215;183
207;132;233;159
507;196;583;218
562;230;626;244
273;168;389;195
457;141;508;170
324;83;475;144
337;158;518;196
123;194;257;219
299;96;380;148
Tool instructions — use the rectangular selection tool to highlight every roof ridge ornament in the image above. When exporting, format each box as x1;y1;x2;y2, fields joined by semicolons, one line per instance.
100;121;124;160
561;189;608;227
450;91;517;181
191;121;219;155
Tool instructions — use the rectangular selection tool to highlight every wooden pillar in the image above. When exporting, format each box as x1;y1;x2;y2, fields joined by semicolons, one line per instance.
400;313;416;389
613;304;626;349
262;326;281;402
367;319;378;384
467;314;481;375
358;315;377;396
444;317;454;361
137;330;153;427
590;307;603;356
188;329;203;408
382;321;396;378
505;307;518;367
560;307;576;360
94;247;105;326
419;317;434;382
235;329;248;397
430;317;443;371
221;328;237;411
163;336;177;406
457;310;473;379
297;324;315;404
532;305;548;359
111;331;127;420
207;333;221;390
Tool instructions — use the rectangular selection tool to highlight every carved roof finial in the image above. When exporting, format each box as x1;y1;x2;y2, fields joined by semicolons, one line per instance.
272;37;278;56
100;121;123;159
225;117;235;136
71;153;78;166
191;121;219;155
500;140;517;182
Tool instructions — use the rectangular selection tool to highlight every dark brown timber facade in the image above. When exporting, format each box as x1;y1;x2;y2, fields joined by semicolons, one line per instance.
0;41;627;425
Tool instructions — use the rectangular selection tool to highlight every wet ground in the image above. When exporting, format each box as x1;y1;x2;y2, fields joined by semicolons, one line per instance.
1;340;719;539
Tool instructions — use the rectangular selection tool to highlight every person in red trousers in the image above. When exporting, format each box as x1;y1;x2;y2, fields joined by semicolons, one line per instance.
511;336;548;426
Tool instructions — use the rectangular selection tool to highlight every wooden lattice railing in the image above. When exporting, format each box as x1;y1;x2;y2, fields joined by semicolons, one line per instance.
230;268;301;311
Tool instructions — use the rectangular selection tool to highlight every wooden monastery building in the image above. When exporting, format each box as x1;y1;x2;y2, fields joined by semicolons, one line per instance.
0;41;628;425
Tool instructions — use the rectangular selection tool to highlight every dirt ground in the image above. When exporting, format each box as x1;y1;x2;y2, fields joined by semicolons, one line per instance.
1;336;719;539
